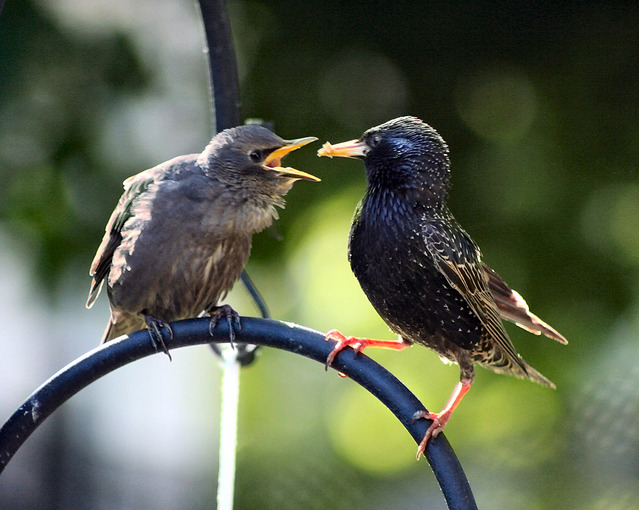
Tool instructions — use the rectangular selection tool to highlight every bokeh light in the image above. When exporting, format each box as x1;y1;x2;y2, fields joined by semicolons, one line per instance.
318;48;409;131
455;67;537;142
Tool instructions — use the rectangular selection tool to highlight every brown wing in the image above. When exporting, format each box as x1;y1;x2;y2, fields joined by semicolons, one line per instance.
423;220;528;372
86;171;156;308
483;263;567;344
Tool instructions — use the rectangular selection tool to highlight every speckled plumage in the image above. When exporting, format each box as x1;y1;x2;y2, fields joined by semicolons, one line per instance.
350;182;551;384
87;125;317;344
319;116;566;452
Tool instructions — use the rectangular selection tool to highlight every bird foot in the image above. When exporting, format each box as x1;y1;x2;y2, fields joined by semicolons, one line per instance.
324;329;369;369
208;304;241;345
410;378;472;459
411;409;451;459
324;329;410;370
143;314;173;361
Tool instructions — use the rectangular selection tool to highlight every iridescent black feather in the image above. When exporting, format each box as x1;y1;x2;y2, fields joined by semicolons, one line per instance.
345;116;565;387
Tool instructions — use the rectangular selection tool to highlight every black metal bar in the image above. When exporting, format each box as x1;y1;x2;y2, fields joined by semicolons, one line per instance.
197;0;241;132
0;317;477;509
197;0;270;324
240;270;270;319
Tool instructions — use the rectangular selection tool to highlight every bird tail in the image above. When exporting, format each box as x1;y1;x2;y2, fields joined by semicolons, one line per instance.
478;345;556;389
483;263;567;345
100;313;145;344
518;361;556;389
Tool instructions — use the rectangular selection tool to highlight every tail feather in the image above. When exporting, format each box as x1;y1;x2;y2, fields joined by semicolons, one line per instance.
520;362;556;389
482;357;556;389
100;313;145;344
476;342;556;389
483;263;567;345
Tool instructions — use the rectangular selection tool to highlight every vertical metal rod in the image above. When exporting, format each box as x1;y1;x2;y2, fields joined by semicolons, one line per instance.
197;0;241;132
196;2;244;508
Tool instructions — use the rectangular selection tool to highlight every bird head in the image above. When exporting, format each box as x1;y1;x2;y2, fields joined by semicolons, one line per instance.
200;125;319;200
318;116;451;207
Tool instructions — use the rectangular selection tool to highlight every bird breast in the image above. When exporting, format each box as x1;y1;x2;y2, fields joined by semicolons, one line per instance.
349;191;483;352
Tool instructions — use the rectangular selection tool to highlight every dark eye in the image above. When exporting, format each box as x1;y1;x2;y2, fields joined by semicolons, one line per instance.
249;150;262;162
369;134;382;147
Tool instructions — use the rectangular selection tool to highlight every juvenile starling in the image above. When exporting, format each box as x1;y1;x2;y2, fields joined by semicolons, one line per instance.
87;125;318;354
318;116;566;457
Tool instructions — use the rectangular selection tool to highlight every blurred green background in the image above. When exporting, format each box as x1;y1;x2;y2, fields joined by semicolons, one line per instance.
1;1;638;508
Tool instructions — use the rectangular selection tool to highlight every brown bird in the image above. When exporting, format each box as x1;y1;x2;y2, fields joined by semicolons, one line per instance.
318;116;566;457
87;125;318;354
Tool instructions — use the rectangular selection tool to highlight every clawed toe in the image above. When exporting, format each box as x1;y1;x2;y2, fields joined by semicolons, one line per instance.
324;330;351;370
324;329;409;370
208;304;241;344
143;314;173;361
412;410;445;459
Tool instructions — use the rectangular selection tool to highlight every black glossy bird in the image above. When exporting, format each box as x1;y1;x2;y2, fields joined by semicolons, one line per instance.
318;116;566;457
87;125;318;354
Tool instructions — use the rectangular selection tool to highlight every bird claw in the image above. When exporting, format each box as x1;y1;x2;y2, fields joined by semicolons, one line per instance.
208;304;241;346
324;329;365;370
143;314;173;361
324;329;409;370
412;409;448;460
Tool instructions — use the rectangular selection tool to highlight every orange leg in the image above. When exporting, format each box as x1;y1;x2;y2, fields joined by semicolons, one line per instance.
412;378;472;459
324;329;410;368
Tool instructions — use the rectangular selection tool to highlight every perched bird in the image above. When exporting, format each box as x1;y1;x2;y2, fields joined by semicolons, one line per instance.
318;116;566;457
87;125;318;354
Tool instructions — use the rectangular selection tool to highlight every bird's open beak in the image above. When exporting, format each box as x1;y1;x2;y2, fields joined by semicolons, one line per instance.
263;136;320;181
317;139;368;159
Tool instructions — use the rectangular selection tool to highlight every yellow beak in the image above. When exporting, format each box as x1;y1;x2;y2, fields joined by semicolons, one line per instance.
263;136;320;181
317;139;369;159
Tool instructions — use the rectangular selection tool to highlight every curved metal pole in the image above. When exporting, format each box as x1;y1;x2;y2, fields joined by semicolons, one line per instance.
0;2;476;507
0;318;477;509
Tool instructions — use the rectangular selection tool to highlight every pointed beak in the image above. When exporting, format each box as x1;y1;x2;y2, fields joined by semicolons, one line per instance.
317;139;369;159
263;136;320;181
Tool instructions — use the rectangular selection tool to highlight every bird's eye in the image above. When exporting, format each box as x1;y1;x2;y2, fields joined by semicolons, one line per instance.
249;150;262;162
369;134;382;147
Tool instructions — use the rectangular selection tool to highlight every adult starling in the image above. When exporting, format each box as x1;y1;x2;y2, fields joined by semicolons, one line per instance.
318;116;566;457
87;125;318;354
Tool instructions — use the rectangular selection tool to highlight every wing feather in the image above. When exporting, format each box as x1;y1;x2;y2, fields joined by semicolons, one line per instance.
483;263;567;344
423;220;526;371
86;171;156;308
